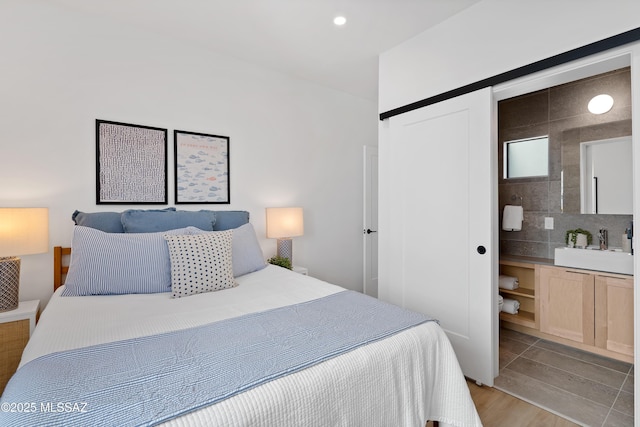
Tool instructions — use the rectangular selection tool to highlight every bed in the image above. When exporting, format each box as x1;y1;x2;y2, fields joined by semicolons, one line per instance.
0;209;481;427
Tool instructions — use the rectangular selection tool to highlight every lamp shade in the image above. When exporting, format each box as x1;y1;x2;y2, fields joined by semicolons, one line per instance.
0;208;49;257
266;207;304;238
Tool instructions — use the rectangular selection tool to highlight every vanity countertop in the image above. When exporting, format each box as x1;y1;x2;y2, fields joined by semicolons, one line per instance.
499;255;554;266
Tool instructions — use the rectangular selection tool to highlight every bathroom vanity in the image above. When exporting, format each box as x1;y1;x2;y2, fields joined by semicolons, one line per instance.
499;256;634;363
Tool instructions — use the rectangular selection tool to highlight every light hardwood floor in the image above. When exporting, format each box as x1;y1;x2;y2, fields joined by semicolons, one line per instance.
426;380;578;427
466;380;578;426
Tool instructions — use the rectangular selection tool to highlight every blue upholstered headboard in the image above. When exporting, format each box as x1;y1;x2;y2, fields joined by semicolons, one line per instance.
72;208;250;233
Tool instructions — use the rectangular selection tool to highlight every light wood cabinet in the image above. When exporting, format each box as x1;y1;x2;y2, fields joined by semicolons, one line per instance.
500;260;634;363
595;274;634;357
539;266;594;345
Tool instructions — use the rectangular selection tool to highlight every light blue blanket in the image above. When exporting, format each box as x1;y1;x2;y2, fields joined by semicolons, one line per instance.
0;290;434;427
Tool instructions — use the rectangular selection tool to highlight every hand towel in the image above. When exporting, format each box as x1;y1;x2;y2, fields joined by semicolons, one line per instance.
499;274;519;290
498;294;504;312
502;205;523;231
501;298;520;314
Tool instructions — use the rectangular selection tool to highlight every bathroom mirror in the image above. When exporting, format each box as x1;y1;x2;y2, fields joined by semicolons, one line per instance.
580;136;632;214
562;132;633;214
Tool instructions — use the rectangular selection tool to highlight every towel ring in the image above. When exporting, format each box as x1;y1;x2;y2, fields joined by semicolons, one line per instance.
510;194;523;206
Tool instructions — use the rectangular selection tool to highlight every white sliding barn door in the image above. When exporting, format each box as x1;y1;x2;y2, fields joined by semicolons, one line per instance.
378;88;496;386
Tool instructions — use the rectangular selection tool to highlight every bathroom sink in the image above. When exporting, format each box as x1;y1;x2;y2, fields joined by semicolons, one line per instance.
554;247;633;275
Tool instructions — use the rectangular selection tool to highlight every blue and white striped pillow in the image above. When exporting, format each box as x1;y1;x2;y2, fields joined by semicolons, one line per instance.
186;223;266;277
62;226;191;296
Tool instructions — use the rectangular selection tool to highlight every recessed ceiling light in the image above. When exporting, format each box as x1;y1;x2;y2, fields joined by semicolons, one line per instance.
588;94;614;114
333;16;346;26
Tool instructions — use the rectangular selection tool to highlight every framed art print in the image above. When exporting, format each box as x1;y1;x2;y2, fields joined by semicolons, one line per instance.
174;130;230;204
96;120;167;204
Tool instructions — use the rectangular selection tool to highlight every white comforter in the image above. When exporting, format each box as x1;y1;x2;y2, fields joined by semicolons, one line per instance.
21;265;481;427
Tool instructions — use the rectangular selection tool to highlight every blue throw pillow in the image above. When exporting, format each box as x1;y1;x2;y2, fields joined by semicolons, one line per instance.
121;209;216;233
212;211;250;231
72;208;177;233
72;210;125;233
62;226;191;296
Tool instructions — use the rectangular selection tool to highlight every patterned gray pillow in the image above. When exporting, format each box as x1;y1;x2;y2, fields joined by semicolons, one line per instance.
164;231;237;298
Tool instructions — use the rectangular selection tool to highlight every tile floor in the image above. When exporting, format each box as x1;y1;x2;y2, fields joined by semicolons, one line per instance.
495;328;634;427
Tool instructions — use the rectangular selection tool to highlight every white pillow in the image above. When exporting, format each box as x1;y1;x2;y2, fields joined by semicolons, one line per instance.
164;231;238;298
62;226;191;296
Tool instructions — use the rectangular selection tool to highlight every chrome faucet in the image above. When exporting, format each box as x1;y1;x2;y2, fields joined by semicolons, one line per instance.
598;228;608;250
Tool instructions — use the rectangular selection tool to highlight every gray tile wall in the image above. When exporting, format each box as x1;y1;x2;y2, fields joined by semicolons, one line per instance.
498;68;632;259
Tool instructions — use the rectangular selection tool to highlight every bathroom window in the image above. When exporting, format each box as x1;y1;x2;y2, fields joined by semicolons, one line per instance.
504;136;549;179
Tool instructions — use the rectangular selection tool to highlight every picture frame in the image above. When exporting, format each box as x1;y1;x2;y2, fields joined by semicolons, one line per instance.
96;120;168;204
174;130;230;204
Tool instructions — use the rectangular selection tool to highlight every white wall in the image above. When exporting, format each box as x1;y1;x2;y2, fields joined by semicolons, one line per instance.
379;0;640;113
0;2;377;305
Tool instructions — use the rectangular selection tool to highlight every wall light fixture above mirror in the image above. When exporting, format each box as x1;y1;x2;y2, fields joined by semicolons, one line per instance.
587;94;614;114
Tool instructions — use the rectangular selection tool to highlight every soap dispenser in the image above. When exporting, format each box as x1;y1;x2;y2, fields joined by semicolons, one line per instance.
623;229;632;253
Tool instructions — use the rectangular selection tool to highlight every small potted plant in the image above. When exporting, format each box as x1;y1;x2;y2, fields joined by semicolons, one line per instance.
565;228;592;248
267;256;292;270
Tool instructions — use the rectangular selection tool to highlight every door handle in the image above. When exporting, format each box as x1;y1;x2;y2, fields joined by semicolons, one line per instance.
365;229;377;234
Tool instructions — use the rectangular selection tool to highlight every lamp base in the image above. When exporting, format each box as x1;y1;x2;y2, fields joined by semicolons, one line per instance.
276;238;293;263
0;257;20;312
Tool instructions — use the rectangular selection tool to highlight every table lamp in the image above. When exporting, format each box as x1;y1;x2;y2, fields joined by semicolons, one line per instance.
0;208;49;312
266;207;304;263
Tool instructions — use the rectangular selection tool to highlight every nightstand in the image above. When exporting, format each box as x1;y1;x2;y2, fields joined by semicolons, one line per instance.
293;266;308;275
0;300;39;394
